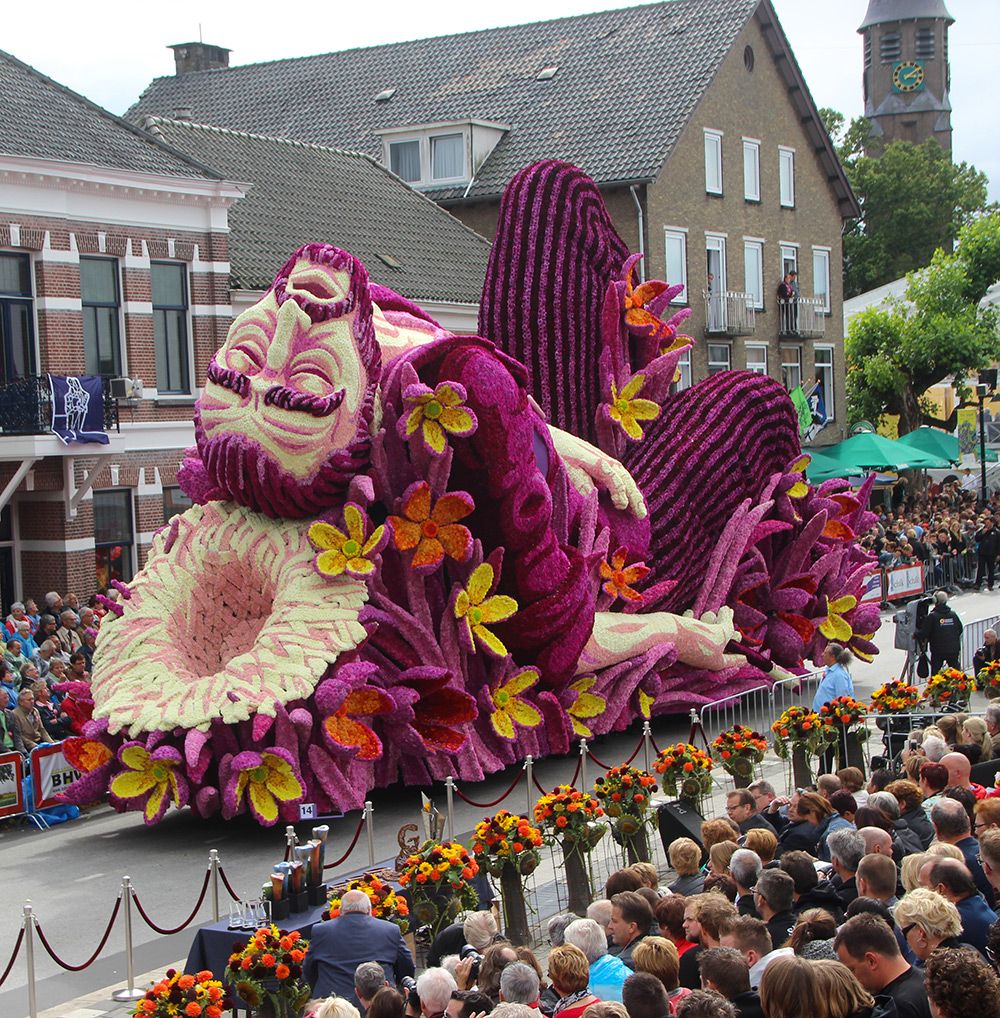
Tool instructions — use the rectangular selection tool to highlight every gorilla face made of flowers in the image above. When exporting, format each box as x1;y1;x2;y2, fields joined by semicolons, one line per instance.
191;244;382;518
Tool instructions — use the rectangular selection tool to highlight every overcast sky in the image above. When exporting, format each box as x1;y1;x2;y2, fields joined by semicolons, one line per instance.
4;0;997;200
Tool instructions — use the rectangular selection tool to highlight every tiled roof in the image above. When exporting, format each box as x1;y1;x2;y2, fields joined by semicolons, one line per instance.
0;49;217;179
144;118;492;301
128;0;759;200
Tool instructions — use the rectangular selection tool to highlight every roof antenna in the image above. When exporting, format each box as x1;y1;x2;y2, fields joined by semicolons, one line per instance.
199;23;203;42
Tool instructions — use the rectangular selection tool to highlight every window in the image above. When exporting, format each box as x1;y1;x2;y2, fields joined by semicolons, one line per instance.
151;261;190;394
779;148;795;208
675;348;692;391
880;32;902;62
812;248;831;314
708;343;731;375
430;134;464;180
706;235;727;332
781;346;802;391
163;486;193;523
0;252;35;383
744;240;764;310
704;131;723;195
389;140;421;182
80;257;122;377
780;244;798;277
915;28;935;59
94;489;134;589
814;346;835;422
664;229;688;305
746;344;768;376
743;140;760;202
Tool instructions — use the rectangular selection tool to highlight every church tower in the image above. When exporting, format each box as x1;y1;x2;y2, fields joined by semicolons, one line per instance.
858;0;954;155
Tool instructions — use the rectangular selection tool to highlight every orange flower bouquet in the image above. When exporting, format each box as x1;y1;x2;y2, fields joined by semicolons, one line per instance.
534;784;606;913
770;706;833;759
594;765;658;863
711;725;769;782
398;840;479;935
869;679;921;714
817;695;868;736
134;968;232;1018
977;659;1000;697
322;872;409;933
653;743;714;800
924;668;975;709
225;924;310;1017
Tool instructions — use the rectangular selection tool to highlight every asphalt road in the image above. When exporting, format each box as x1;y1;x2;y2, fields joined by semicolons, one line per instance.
1;588;997;1016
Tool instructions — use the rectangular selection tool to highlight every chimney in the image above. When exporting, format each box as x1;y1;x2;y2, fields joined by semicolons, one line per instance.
169;42;231;75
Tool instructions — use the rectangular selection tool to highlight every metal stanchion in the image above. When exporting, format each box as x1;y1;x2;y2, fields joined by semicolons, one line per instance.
579;740;588;792
111;877;144;1002
444;776;456;841
642;722;652;773
365;801;375;867
524;756;534;815
209;849;220;922
23;903;37;1018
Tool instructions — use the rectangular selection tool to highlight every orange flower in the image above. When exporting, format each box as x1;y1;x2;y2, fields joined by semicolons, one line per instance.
185;1004;203;1018
207;986;223;1001
261;953;276;968
178;975;196;991
142;1002;156;1015
290;949;305;963
241;957;253;970
599;548;650;603
276;964;291;980
206;1008;222;1018
280;936;293;951
288;931;301;943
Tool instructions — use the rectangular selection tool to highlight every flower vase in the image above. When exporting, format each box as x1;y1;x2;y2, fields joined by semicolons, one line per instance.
562;840;592;916
256;981;305;1018
837;731;866;774
791;746;813;788
624;824;651;865
729;757;754;789
500;861;531;946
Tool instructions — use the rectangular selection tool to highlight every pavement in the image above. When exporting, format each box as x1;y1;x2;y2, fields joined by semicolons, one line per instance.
7;586;1000;1018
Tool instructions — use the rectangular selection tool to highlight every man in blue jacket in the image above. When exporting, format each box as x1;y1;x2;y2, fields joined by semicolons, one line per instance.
922;857;997;957
304;889;414;1005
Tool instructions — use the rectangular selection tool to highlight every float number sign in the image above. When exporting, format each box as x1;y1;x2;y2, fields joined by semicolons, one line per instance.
31;745;82;810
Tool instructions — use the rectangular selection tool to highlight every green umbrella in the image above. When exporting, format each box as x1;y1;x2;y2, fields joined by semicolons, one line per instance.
894;426;961;464
804;449;851;482
814;432;950;472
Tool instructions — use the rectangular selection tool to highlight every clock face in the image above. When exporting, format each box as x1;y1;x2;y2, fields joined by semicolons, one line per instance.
892;60;926;93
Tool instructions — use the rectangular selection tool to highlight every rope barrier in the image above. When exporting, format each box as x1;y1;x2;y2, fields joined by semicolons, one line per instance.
0;928;24;987
569;756;581;788
132;869;210;936
622;737;644;766
452;768;524;809
585;746;615;770
324;815;367;870
218;865;243;903
532;771;550;796
35;897;121;972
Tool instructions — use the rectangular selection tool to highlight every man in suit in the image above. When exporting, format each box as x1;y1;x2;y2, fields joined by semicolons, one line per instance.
304;889;414;1005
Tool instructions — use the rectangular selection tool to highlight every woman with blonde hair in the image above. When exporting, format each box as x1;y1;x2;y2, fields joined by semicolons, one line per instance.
705;841;738;901
810;959;875;1018
547;945;599;1018
742;828;777;864
901;852;930;893
631;936;690;1013
700;818;740;851
962;716;993;761
668;838;705;896
758;956;817;1018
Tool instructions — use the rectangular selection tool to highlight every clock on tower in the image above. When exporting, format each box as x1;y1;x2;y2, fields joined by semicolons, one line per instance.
891;60;926;93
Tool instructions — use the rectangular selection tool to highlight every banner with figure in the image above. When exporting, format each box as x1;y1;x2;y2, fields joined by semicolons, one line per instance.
0;751;25;819
49;374;110;445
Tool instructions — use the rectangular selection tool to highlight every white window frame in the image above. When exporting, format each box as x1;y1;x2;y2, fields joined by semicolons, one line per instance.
812;246;832;314
746;343;768;376
150;259;194;396
781;345;802;391
779;147;795;208
384;128;470;186
664;227;688;306
814;345;835;422
704;130;723;196
780;243;799;277
742;139;760;202
707;343;731;374
675;348;692;390
743;239;764;310
80;255;127;378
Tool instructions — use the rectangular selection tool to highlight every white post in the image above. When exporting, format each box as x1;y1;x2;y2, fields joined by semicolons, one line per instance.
285;824;298;859
365;801;376;867
445;776;456;842
524;756;534;816
23;903;37;1018
209;849;220;922
642;722;653;773
111;877;144;1002
579;739;588;791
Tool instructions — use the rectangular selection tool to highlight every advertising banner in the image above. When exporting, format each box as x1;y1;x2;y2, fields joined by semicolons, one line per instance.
30;744;81;810
0;751;24;819
885;564;924;601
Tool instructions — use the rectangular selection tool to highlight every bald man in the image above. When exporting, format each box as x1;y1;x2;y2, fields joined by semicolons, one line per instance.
940;752;974;791
858;827;894;857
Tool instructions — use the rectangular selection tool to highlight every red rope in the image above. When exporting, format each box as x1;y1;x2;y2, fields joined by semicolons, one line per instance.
324;815;367;870
219;865;243;903
132;870;210;935
585;746;615;770
452;768;524;809
532;772;549;795
0;928;24;987
569;756;581;787
623;737;644;766
35;897;121;971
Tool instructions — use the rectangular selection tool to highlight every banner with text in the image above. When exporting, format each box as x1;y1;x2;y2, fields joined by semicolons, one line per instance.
30;744;81;810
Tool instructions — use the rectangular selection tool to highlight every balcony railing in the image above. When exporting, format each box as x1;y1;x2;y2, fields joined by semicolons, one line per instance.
778;297;827;339
703;291;756;336
0;376;119;436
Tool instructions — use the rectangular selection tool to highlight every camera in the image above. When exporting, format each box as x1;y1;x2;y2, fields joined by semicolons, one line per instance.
459;944;483;981
400;975;420;1012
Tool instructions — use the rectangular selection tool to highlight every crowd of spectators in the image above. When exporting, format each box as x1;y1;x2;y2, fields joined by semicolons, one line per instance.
0;590;101;757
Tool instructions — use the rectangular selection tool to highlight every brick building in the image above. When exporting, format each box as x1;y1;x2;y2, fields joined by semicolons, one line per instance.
130;0;859;443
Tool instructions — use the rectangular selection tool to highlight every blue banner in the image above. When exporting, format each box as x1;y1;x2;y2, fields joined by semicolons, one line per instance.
48;375;110;445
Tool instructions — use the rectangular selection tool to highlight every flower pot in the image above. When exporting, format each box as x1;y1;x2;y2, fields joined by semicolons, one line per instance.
728;757;755;789
500;861;531;946
611;816;651;864
791;746;813;788
835;730;866;774
254;979;306;1018
562;840;592;916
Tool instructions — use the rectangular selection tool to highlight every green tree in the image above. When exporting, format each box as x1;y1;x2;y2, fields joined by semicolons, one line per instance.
846;216;1000;434
818;108;869;165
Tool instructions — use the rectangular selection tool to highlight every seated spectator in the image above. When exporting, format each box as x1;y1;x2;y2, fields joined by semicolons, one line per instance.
578;1005;626;1018
309;998;361;1018
700;819;740;852
775;792;831;858
514;947;551;1017
628;863;662;894
696;947;760;1018
609;892;654;969
0;702;26;757
962;717;994;762
985;704;1000;758
68;651;89;681
416;970;457;1018
654;897;696;957
810;959;875;1018
930;798;995;904
979;828;1000;897
0;661;19;709
631;936;689;1014
857;825;894;860
855;854;899;909
788;909;837;960
429;910;498;968
355;962;390;1012
753;870;797;951
33;639;58;678
704;842;738;902
13;620;37;660
724;790;776;837
819;791;857;862
23;598;39;634
827;829;865;909
548;914;577;949
885;780;934;849
546;945;598;1018
741;829;777;866
499;962;542;1016
478;945;517;1003
975;798;1000;840
718;916;788;990
4;639;28;675
56;610;82;655
586;900;613;950
920;857;997;956
892;888;963;961
747;780;777;817
940;751;979;794
32;680;70;740
668;839;705;896
728;850;761;917
9;686;45;751
80;627;97;670
920;736;949;764
925;944;1000;1018
836;768;868;810
816;774;842;800
446;991;490;1018
368;989;405;1018
605;869;643;898
564;919;630;1002
920;762;950;815
622;972;676;1018
673;990;735;1018
780;851;844;922
942;785;978;828
901;853;931;894
47;657;67;684
36;613;58;648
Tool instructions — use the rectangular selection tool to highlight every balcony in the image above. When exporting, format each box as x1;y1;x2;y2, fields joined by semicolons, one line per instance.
703;291;756;337
0;376;119;436
778;297;827;339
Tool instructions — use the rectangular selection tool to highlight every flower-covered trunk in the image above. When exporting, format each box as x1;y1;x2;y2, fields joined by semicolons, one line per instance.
500;862;531;946
562;841;592;916
792;746;813;789
623;824;651;865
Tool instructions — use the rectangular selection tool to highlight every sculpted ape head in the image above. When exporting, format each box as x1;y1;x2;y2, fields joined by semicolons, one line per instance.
195;244;382;517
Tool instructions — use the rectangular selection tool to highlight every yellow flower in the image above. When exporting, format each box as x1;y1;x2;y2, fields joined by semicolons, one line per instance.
819;594;857;642
567;676;607;738
401;381;478;456
637;687;656;719
606;374;659;441
454;563;518;657
488;668;542;739
109;745;184;823
786;455;811;499
309;504;385;579
233;750;304;825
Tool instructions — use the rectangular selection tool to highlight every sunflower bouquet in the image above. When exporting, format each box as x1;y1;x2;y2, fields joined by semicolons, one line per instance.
225;925;310;1017
770;706;832;759
398;840;479;936
472;810;544;876
711;725;769;781
869;679;922;714
978;659;1000;697
923;668;975;709
133;968;232;1018
322;872;410;933
653;743;714;799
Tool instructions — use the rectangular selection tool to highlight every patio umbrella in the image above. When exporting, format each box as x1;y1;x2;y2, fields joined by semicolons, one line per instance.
894;426;961;464
817;432;950;472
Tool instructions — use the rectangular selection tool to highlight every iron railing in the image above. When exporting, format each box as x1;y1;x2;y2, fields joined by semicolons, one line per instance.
703;291;756;337
0;376;119;436
778;297;827;339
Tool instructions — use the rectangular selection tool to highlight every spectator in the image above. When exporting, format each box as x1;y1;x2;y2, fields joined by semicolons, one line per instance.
834;913;931;1018
700;820;741;852
885;780;934;850
546;945;598;1018
819;791;857;863
728;850;762;917
654;897;696;957
753;870;797;951
855;854;899;909
827;829;866;909
696;947;760;1018
631;936;689;1014
32;681;70;740
741;830;777;866
23;598;39;633
36;613;58;646
428;910;498;968
747;780;777;817
925;944;1000;1018
587;900;614;949
868;791;924;858
606;869;643;898
548;914;578;949
930;798;995;904
564;919;630;1002
668;839;705;896
674;990;735;1018
919;857;997;956
975;517;1000;590
355;962;390;1012
780;851;844;922
33;639;58;678
68;651;89;681
415;970;457;1018
918;591;963;673
610;892;653;969
9;686;45;752
919;762;950;815
499;962;542;1016
892;888;963;961
628;864;662;893
979;828;1000;896
622;972;676;1018
80;627;97;670
579;1006;626;1018
705;842;738;902
4;639;28;675
445;992;490;1018
0;661;17;709
13;620;37;660
810;959;876;1018
837;768;868;811
0;699;25;757
718;916;788;991
478;945;518;1003
724;790;776;837
985;704;1000;758
962;717;994;762
310;999;361;1018
369;990;406;1018
973;630;1000;676
788;909;838;960
817;774;842;800
514;948;551;1016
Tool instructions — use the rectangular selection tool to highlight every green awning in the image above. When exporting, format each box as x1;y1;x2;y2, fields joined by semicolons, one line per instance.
894;426;961;465
807;433;950;474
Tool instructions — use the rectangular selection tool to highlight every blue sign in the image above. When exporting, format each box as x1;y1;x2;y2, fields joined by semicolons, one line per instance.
48;375;110;445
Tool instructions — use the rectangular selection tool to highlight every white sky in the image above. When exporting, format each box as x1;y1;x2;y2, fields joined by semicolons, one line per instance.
4;0;998;200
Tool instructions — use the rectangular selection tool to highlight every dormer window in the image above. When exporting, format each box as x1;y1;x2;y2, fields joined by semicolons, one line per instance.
379;120;509;189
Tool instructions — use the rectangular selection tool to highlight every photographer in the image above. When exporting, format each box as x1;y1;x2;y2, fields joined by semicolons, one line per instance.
429;911;498;969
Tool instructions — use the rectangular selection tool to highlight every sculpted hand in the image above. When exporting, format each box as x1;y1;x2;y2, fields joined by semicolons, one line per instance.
548;425;647;519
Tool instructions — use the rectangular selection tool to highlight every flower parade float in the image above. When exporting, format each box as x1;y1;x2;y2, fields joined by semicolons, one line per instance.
60;160;879;826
